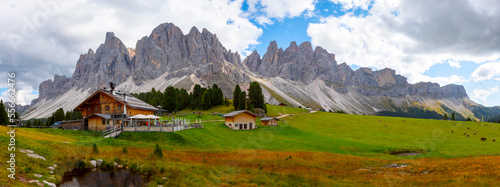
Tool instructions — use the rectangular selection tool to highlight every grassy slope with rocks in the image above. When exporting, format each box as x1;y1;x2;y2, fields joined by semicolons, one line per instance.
1;105;499;186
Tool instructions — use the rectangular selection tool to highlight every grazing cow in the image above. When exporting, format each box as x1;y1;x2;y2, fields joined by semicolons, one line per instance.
467;127;470;130
481;137;487;141
451;131;454;133
493;139;496;142
467;135;470;137
474;133;477;135
464;133;467;135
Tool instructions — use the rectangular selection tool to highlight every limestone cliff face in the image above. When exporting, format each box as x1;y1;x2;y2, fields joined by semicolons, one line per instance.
26;22;478;119
32;23;248;107
243;41;467;99
245;41;338;83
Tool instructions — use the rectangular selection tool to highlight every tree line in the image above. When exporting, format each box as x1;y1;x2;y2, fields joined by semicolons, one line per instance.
233;82;267;113
23;108;82;127
132;84;227;113
376;107;443;119
0;100;17;125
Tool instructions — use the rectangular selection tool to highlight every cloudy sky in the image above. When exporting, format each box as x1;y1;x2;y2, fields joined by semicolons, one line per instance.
1;0;499;106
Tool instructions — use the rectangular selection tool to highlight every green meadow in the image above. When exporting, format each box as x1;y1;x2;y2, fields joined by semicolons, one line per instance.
1;105;499;186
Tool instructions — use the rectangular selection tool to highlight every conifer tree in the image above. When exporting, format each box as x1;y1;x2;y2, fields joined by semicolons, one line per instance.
233;84;241;110
238;91;246;110
0;100;9;125
248;82;265;110
201;90;211;110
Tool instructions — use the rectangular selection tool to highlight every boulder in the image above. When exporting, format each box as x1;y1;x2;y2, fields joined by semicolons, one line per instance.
96;159;102;167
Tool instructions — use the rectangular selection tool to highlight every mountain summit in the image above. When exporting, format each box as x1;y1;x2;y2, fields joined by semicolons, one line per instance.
22;22;498;120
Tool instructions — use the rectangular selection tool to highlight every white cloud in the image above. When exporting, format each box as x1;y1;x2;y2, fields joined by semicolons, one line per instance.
246;0;316;21
471;86;499;106
258;0;315;19
0;81;38;106
307;0;500;84
329;0;373;10
420;75;468;86
471;61;500;81
256;16;273;25
447;59;462;68
0;0;264;105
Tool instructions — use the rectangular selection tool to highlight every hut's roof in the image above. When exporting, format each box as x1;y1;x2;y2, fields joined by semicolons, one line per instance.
260;117;278;121
88;113;112;119
222;110;258;117
75;89;157;111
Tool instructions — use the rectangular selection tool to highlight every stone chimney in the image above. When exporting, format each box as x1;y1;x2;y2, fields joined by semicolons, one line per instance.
109;82;115;95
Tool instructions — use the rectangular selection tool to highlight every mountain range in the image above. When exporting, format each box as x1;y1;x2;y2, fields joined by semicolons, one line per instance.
21;22;500;121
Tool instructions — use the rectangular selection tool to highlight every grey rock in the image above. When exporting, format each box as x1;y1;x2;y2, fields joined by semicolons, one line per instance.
43;180;57;187
96;159;102;167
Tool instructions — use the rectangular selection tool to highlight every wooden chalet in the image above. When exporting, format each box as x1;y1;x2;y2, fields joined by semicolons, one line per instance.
222;110;258;130
74;87;157;131
260;117;278;126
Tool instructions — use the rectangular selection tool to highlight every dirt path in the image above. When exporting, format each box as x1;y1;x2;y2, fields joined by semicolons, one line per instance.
276;114;290;119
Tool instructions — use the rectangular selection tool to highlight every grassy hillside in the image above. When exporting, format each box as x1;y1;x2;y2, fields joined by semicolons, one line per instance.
124;110;500;159
1;105;499;186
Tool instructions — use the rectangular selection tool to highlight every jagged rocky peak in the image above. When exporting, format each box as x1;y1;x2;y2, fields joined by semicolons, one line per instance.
244;40;339;82
133;22;244;83
440;84;468;98
38;74;70;100
243;50;262;71
372;68;407;87
72;49;96;80
188;26;201;36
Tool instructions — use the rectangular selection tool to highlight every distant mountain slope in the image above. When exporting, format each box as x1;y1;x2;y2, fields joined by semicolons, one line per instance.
22;22;498;120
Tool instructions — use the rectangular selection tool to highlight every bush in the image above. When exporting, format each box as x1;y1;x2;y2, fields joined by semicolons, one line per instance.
121;146;128;154
154;144;163;158
92;143;99;154
141;164;157;176
101;159;114;170
129;163;141;172
74;159;88;170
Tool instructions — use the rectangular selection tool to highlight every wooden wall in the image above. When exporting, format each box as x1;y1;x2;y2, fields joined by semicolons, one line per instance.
261;119;277;126
233;113;256;123
61;120;83;130
88;116;106;131
262;121;269;126
224;113;256;130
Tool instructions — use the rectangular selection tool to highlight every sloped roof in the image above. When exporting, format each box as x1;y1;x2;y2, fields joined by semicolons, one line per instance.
222;110;258;117
88;113;112;119
75;89;157;111
260;117;278;121
107;90;158;111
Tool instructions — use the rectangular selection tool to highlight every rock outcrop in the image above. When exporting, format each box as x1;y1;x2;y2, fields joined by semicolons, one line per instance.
23;22;482;119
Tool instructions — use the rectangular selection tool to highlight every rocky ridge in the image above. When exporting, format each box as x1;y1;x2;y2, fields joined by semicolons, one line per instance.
22;22;483;119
